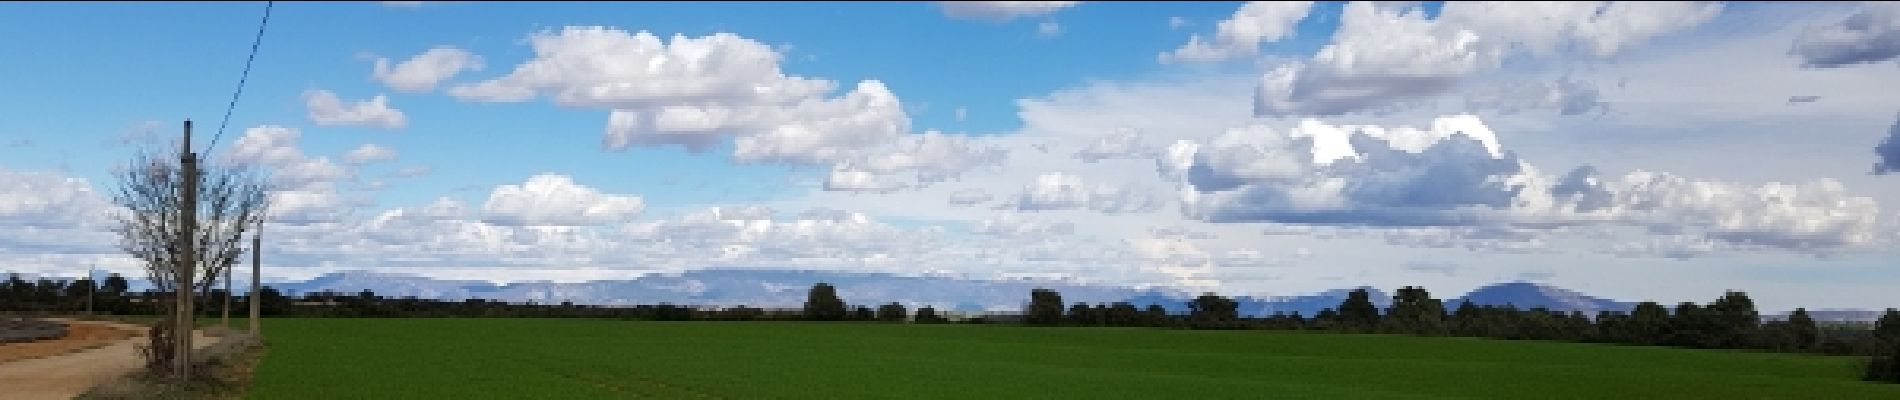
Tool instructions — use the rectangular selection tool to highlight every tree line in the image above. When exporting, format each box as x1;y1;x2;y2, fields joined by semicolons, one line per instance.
5;274;1896;383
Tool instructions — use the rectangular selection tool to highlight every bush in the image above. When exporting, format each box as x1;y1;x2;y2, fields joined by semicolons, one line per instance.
1867;347;1900;384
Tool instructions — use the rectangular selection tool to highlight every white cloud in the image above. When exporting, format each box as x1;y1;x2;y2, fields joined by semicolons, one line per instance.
223;126;364;224
939;1;1080;22
1006;172;1161;214
1169;16;1188;30
1463;78;1606;116
1165;115;1885;253
373;47;484;93
1038;21;1062;38
455;27;907;164
971;212;1074;237
225;125;304;167
1160;1;1314;64
954;106;968;122
948;188;994;207
1255;1;1721;116
481;174;645;226
822;131;1008;192
1791;2;1900;68
1075;128;1155;162
303;90;407;129
275;158;352;191
343;144;399;166
450;28;831;108
729;81;910;164
0;167;115;230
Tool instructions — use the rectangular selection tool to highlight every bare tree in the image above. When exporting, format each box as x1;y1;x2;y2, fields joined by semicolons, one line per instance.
110;141;268;378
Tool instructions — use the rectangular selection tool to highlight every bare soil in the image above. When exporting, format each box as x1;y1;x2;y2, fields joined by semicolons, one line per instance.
0;319;216;400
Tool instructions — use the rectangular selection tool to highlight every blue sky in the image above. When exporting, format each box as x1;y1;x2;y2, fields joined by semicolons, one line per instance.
3;1;1899;311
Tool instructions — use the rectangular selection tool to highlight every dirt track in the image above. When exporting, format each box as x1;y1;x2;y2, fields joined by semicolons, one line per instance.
0;319;218;400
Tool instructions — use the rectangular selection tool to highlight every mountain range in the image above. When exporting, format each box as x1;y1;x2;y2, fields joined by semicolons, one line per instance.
8;268;1883;321
272;269;1645;317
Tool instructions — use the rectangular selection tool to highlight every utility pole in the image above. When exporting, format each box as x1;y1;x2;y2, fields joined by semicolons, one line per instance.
222;256;232;328
86;266;95;316
249;221;261;334
175;119;197;381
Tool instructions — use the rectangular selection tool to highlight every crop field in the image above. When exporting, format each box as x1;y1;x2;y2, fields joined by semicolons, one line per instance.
248;318;1900;399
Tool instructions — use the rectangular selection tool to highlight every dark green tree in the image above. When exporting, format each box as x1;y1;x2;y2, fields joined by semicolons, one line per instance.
1026;288;1065;326
852;306;875;321
1787;308;1819;351
1384;286;1446;335
1107;302;1139;327
1629;301;1671;345
1451;301;1481;336
102;273;131;313
1068;302;1093;326
1876;309;1900;351
1189;293;1239;329
877;302;908;322
1315;308;1339;330
803;283;848;321
1668;302;1714;348
1709;291;1761;348
1142;304;1168;327
914;306;945;324
1336;289;1381;332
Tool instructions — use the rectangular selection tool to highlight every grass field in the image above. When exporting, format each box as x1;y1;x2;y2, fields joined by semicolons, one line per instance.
248;318;1900;399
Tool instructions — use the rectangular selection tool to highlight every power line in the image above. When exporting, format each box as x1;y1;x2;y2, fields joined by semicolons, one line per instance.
205;1;274;155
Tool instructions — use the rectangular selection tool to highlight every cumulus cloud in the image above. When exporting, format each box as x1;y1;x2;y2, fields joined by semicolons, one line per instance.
1005;172;1161;214
225;126;304;166
0;168;120;257
1877;113;1900;174
303;90;407;129
1463;78;1606;116
344;144;399;166
1791;2;1900;68
1256;1;1721;116
947;188;994;207
224;126;367;224
481;174;645;226
939;1;1080;21
1164;115;1883;253
373;47;483;92
454;27;909;164
1160;1;1314;64
0;167;115;229
970;212;1074;237
822;131;1007;192
1074;128;1156;162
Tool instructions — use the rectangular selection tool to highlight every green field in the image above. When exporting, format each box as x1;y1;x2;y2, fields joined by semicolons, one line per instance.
248;318;1900;399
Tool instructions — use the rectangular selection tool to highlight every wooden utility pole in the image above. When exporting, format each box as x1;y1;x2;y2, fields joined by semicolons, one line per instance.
249;221;261;333
222;257;232;328
86;266;95;316
175;119;197;381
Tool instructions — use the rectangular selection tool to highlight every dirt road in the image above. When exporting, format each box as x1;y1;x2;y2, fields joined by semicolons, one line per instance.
0;319;219;400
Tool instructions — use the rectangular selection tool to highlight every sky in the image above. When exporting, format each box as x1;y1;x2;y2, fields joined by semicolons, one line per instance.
2;1;1899;311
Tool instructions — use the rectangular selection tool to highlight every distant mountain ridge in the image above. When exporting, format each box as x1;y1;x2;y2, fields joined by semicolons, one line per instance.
9;268;1880;320
268;269;1634;317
